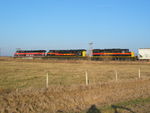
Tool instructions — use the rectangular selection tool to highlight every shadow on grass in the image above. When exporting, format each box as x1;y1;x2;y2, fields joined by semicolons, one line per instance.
86;104;136;113
111;105;136;113
86;105;101;113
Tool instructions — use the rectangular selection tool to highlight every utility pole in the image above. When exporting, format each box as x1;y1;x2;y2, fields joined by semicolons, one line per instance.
88;42;93;59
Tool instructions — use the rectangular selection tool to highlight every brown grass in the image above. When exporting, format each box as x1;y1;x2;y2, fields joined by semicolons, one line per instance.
1;80;150;113
0;57;150;113
0;57;150;89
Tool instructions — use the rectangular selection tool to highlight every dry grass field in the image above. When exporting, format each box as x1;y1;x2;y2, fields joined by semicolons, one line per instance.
0;57;150;113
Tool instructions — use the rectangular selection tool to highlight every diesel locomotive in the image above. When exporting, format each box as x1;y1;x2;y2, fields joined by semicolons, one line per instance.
46;49;87;59
47;49;86;57
92;49;135;60
14;50;46;57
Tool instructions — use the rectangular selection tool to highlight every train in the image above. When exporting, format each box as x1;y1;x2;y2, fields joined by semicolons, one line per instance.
14;48;137;60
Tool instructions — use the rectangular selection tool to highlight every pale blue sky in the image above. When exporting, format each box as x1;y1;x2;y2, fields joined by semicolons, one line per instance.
0;0;150;56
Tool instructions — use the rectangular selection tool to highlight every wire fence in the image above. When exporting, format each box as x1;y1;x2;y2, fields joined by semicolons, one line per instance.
1;64;150;89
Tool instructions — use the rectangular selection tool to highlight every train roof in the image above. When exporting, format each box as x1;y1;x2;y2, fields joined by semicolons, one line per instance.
93;49;130;53
93;48;129;50
48;49;86;51
16;50;46;52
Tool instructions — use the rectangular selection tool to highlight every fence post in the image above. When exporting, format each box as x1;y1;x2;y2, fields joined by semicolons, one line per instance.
85;71;89;85
139;68;141;79
115;70;118;81
46;73;49;88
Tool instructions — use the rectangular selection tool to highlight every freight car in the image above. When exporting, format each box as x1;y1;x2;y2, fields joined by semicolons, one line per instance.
138;48;150;61
92;49;135;60
46;49;87;59
14;50;46;58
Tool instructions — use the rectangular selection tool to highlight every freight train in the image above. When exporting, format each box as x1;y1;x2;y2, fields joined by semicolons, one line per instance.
14;49;136;60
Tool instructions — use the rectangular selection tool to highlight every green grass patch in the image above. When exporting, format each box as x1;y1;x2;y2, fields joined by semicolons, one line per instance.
81;97;150;113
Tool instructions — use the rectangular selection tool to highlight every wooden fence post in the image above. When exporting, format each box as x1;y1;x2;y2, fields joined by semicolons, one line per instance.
139;68;141;79
46;73;49;88
115;70;118;81
85;71;89;85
